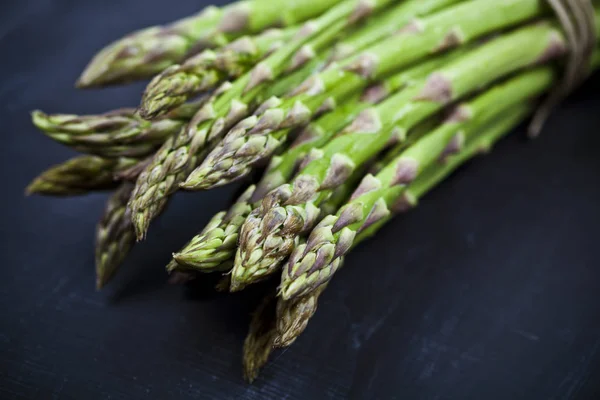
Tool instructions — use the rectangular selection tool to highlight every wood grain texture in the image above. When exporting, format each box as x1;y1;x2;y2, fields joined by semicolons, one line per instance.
0;1;600;399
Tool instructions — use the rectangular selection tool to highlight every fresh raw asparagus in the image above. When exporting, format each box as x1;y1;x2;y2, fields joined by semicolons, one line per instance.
273;105;533;348
95;183;136;289
273;284;326;348
169;52;463;275
171;149;366;278
141;0;462;120
328;0;463;61
232;17;584;289
183;0;548;190
128;0;395;240
139;28;297;119
26;156;139;196
77;0;343;87
188;45;471;190
171;185;256;272
279;78;546;301
31;99;206;158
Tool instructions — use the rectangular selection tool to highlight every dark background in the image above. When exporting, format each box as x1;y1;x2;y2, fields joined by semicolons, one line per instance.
1;1;600;399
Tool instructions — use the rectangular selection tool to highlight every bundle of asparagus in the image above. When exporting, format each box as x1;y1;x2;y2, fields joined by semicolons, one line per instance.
28;0;598;381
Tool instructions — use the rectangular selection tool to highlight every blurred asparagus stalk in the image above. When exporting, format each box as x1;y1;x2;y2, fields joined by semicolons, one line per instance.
77;0;344;87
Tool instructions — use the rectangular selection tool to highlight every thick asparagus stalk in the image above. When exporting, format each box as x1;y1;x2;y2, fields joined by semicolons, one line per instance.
95;182;136;289
77;0;343;87
26;156;139;196
232;16;587;289
31;99;206;158
328;0;462;61
140;28;297;119
128;0;395;240
183;0;548;190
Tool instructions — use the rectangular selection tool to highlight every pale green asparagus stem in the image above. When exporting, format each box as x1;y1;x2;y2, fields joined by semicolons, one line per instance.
26;156;139;196
77;0;343;87
95;182;136;289
128;0;395;240
31;98;206;158
328;0;463;61
233;14;595;290
183;0;549;190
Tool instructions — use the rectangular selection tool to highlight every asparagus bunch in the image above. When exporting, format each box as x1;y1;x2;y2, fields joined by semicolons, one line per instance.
186;0;548;191
28;0;599;383
141;0;464;120
128;0;398;240
232;18;580;289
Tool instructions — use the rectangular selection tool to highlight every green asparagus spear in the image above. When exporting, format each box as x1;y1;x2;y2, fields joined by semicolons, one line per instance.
273;284;326;348
139;28;297;119
183;0;548;190
31;98;206;158
77;0;343;87
26;156;139;196
95;182;136;289
128;0;395;240
232;15;592;289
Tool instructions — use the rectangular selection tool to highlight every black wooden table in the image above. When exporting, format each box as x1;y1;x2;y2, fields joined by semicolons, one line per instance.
1;1;599;399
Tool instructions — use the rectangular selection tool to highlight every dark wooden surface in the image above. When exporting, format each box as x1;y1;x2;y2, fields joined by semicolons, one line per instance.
1;1;600;399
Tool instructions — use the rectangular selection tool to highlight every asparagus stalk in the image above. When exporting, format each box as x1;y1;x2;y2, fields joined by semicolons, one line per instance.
95;182;136;289
273;105;532;346
273;284;327;348
77;0;343;87
171;186;256;272
183;0;549;190
187;44;471;190
242;292;278;383
31;98;206;158
26;156;139;196
232;16;588;289
140;28;297;119
328;0;463;61
128;0;395;240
